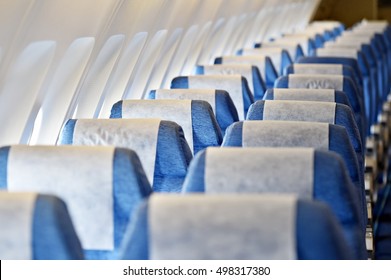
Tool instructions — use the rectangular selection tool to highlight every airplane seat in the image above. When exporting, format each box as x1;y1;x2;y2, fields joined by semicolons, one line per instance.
0;145;152;260
182;147;366;259
119;194;354;260
59;119;192;193
170;75;253;121
195;64;266;101
110;99;222;155
0;192;83;260
274;74;366;140
147;89;238;135
214;55;278;89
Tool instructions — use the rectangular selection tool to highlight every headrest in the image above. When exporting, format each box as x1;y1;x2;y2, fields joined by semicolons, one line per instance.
249;100;336;124
197;64;263;99
288;74;344;91
316;48;358;59
204;147;314;198
148;89;239;134
112;99;194;153
215;55;278;88
241;120;329;149
0;192;83;260
148;194;297;259
293;64;343;75
266;88;336;103
1;145;152;259
175;75;249;120
260;42;302;60
239;47;289;74
6;146;115;251
59;118;160;185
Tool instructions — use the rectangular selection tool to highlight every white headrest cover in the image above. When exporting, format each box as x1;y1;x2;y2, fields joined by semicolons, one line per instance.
241;48;282;73
188;75;244;120
272;88;336;102
202;64;254;95
205;147;314;197
73;118;160;185
261;43;297;59
221;55;267;85
8;146;115;250
0;192;36;259
337;36;371;44
121;99;194;153
293;64;343;75
263;100;336;124
154;89;216;114
288;74;344;91
316;48;358;59
243;121;329;149
149;194;297;259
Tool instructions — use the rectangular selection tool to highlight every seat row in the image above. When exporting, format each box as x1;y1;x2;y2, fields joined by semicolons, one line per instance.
1;20;390;260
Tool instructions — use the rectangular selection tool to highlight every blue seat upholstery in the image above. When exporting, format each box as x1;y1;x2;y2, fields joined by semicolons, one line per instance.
182;147;366;259
170;75;253;121
0;192;83;260
110;99;222;154
236;47;292;76
0;145;152;259
263;88;352;108
246;100;364;183
221;120;366;230
194;65;266;101
214;55;278;89
120;194;354;260
274;74;366;140
147;89;238;134
59;119;192;192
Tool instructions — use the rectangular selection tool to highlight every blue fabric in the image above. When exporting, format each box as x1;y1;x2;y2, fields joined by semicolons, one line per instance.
295;45;304;61
147;89;238;135
120;198;353;260
110;100;123;118
0;146;9;187
191;100;223;153
281;50;293;76
182;149;365;259
251;66;267;100
153;121;193;192
274;75;366;141
170;76;254;123
33;195;84;259
58;119;76;144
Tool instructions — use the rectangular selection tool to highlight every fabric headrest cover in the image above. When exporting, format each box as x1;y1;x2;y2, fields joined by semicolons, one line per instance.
204;147;314;198
0;192;36;259
288;74;344;91
120;99;194;153
242;120;329;149
73;118;160;185
149;194;297;259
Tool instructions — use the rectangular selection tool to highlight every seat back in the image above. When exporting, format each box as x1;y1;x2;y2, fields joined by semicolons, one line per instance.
0;145;152;259
59;119;192;192
182;147;365;259
214;55;278;89
256;42;304;61
120;194;353;260
147;89;238;134
110;99;222;154
237;47;292;75
0;192;83;260
221;120;366;228
195;64;265;100
274;74;366;139
170;75;253;121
